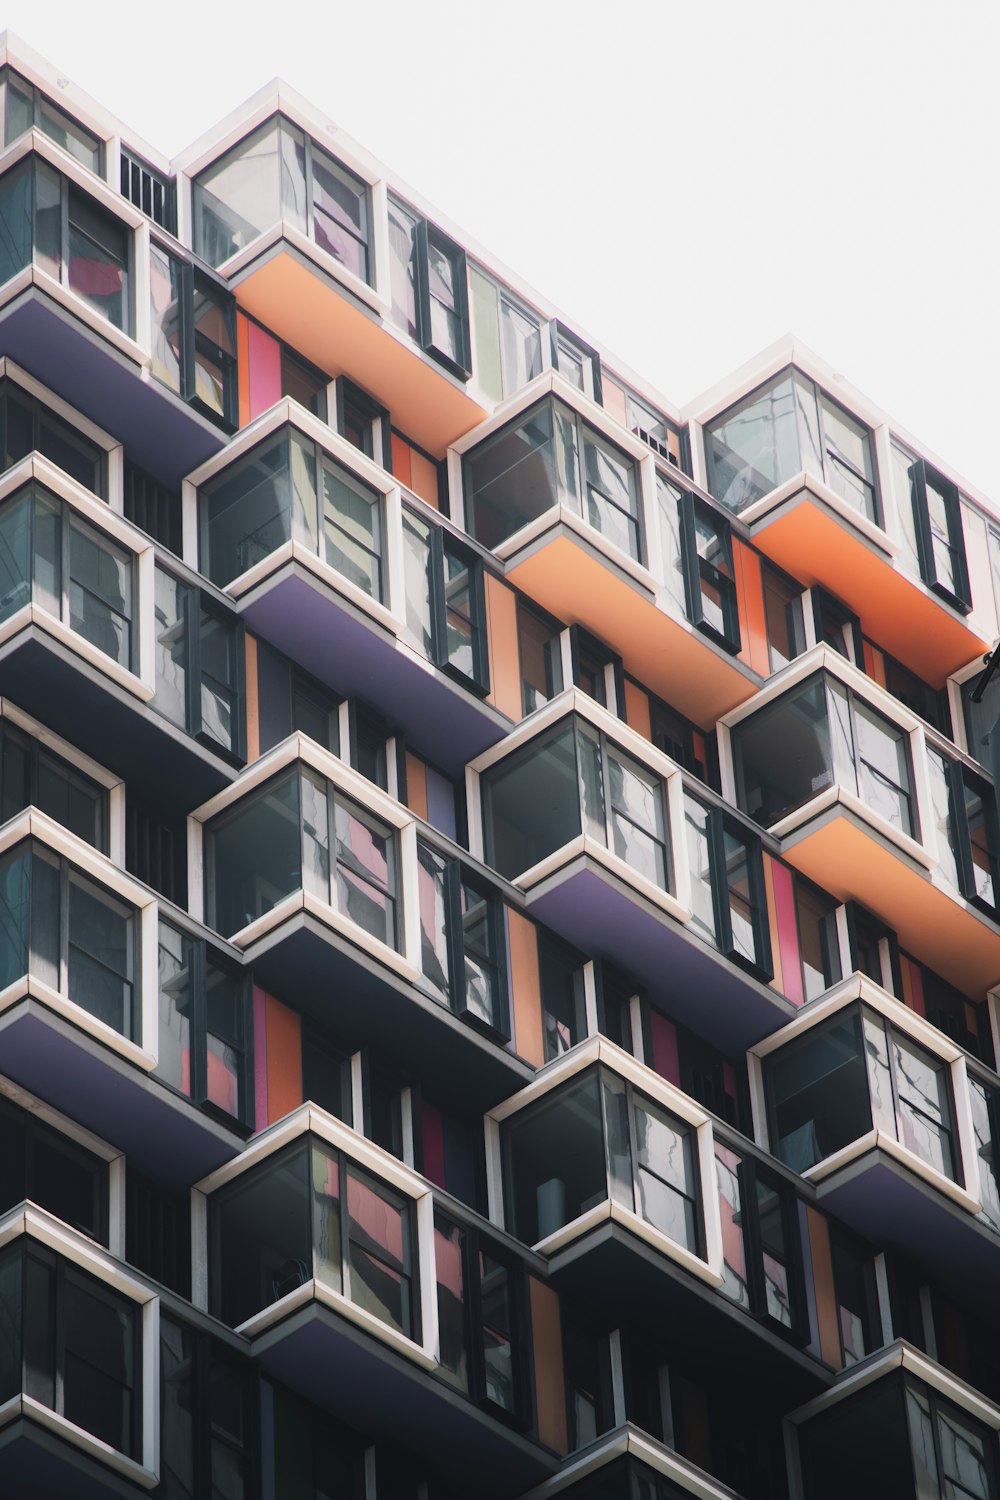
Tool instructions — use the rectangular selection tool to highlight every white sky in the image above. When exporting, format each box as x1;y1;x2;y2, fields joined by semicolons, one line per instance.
7;0;1000;502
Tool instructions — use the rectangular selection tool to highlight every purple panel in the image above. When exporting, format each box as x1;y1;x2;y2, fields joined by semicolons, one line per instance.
0;292;227;483
241;571;507;774
527;864;793;1052
0;1006;240;1189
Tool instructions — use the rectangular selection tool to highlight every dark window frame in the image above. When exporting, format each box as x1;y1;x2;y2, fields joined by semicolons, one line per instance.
678;491;741;654
413;220;472;380
909;457;972;613
569;625;623;715
1;68;103;172
155;565;246;764
157;921;254;1130
0;377;107;496
692;799;773;978
149;239;238;432
940;755;1000;916
811;586;863;665
736;1154;809;1344
429;528;490;695
0;1093;108;1244
119;146;175;232
416;836;510;1041
549;320;603;404
843;900;902;995
159;1313;260;1500
434;1211;531;1429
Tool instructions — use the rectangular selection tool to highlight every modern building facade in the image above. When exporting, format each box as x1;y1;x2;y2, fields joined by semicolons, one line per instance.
0;31;998;1500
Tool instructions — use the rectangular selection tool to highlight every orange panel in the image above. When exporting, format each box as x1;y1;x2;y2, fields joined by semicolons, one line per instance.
863;641;886;687
753;498;988;684
732;541;770;678
409;450;439;510
783;813;1000;995
236;312;251;429
507;909;544;1066
762;855;785;996
405;752;428;820
806;1207;842;1369
484;575;522;721
529;1278;567;1455
602;379;628;426
234;252;487;456
507;533;759;729
245;633;260;762
391;434;412;488
265;995;302;1123
623;679;651;739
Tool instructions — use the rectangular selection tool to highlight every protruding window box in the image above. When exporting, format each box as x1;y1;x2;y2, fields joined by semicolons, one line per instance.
0;458;238;811
180;108;486;455
0;815;244;1188
192;739;531;1111
487;1038;725;1315
194;1104;553;1490
788;1344;1000;1500
0;1204;158;1489
471;693;793;1052
721;649;1000;997
454;379;760;728
518;1428;772;1500
190;406;508;774
751;976;1000;1307
0;135;229;483
698;364;987;682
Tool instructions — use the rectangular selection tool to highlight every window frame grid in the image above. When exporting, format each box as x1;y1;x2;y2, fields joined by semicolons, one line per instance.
156;921;253;1129
908;457;972;614
677;490;741;655
413;220;472;380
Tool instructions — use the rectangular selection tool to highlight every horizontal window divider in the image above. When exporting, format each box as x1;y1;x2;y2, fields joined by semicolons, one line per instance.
0;355;123;462
224;541;401;637
785;1337;1000;1430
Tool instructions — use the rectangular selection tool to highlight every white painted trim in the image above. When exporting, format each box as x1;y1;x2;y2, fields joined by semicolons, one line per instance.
785;1339;1000;1431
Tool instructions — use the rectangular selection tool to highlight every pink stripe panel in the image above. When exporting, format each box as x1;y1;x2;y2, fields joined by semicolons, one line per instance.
650;1010;680;1085
422;1102;446;1188
253;985;268;1127
770;862;804;1007
247;322;282;419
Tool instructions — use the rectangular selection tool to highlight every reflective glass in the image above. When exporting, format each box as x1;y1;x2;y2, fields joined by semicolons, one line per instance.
194;119;287;267
765;1010;870;1171
211;1141;312;1325
503;1071;606;1243
68;519;133;667
714;1142;750;1308
482;722;580;879
149;244;183;393
465;402;559;549
67;874;133;1036
499;297;542;395
207;769;301;935
705;371;800;511
684;797;716;945
66;190;128;331
322;464;382;600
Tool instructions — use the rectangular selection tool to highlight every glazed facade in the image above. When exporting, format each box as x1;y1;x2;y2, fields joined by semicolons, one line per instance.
0;32;998;1500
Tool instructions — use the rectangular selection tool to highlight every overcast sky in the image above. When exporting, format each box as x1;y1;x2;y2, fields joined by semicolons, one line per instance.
8;0;999;501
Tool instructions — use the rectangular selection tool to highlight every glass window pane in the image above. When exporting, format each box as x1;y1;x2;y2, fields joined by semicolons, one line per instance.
311;1141;342;1293
714;1142;750;1309
322;465;382;600
705;371;800;511
465;402;558;550
157;921;193;1098
345;1167;411;1337
149;244;183;394
480;1250;516;1412
211;1141;312;1325
733;676;832;824
434;1215;467;1392
334;801;396;948
482;722;581;880
194;120;286;267
684;797;716;946
417;841;450;1000
63;1270;136;1455
499;297;542;396
765;1011;871;1171
503;1071;606;1243
207;769;302;935
68;520;133;667
631;1093;698;1252
202;430;311;588
153;569;189;730
67;190;128;332
67;875;133;1036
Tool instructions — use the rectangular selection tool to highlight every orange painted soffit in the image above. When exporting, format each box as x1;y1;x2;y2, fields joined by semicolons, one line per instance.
232;250;487;458
506;531;760;729
750;496;988;685
782;812;1000;995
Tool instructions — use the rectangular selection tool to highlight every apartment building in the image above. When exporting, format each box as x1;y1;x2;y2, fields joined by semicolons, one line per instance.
0;32;998;1500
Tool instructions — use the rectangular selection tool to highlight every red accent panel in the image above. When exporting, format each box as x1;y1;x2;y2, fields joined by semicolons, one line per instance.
247;321;282;420
771;860;804;1006
421;1101;446;1188
650;1010;680;1085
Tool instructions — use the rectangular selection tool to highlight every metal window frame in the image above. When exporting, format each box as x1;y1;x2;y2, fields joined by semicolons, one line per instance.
413;220;472;380
677;490;741;654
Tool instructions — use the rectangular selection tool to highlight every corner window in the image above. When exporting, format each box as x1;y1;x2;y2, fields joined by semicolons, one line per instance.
434;1213;528;1424
153;566;244;760
464;397;642;560
811;586;862;664
0;1095;107;1242
0;378;105;496
0;717;107;850
677;491;741;654
908;456;972;612
416;839;508;1037
209;1136;418;1343
705;367;878;524
194;117;371;285
0;68;101;172
684;795;772;977
157;921;252;1127
0;1244;141;1457
206;767;398;949
149;243;238;430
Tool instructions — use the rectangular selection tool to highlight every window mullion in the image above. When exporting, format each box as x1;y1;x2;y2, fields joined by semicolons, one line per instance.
707;807;733;954
59;858;70;993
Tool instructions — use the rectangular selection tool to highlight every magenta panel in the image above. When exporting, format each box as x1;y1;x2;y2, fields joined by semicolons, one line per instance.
770;862;804;1007
649;1010;680;1085
247;321;282;419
